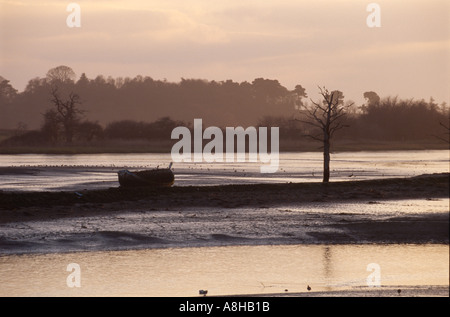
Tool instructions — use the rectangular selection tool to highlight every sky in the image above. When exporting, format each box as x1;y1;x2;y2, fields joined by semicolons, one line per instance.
0;0;449;106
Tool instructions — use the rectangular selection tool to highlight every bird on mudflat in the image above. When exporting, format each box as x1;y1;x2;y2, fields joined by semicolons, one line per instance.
307;285;311;291
199;290;208;296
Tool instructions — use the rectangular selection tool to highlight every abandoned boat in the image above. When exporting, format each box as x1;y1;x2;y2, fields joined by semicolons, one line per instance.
118;165;174;188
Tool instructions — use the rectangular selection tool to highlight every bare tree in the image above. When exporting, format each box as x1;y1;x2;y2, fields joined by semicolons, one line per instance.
48;87;84;143
297;86;352;183
436;121;450;144
41;109;60;144
46;65;76;84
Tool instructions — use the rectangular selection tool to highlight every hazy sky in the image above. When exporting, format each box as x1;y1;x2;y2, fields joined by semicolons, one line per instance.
1;0;449;105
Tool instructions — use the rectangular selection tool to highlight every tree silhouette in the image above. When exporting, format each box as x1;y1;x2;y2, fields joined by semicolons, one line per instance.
291;84;308;111
41;109;60;144
48;87;84;143
46;65;76;84
0;76;18;102
363;91;380;106
298;86;352;183
76;121;103;142
436;121;450;144
361;91;380;113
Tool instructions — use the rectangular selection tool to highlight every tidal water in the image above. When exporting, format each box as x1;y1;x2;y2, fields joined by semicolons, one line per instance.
0;244;448;297
0;150;448;191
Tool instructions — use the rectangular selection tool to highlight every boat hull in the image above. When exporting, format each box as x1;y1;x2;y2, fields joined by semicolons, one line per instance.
118;169;174;188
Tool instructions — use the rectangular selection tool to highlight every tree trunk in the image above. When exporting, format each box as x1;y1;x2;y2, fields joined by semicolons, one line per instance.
323;135;330;183
64;122;74;144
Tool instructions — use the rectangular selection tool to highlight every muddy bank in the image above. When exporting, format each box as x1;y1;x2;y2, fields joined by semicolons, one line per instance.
0;197;448;255
233;285;450;297
0;211;448;255
0;173;448;254
0;173;448;224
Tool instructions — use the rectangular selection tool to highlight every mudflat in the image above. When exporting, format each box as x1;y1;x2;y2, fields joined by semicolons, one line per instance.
0;173;448;250
0;172;448;223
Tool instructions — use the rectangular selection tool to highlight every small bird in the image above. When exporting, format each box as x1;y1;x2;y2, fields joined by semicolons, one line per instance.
397;289;401;295
199;290;208;296
307;285;311;291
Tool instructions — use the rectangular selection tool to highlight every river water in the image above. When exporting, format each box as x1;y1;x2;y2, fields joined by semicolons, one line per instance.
0;150;448;191
0;244;448;297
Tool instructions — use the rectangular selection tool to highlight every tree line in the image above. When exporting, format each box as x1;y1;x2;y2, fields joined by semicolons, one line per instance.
0;65;296;130
0;65;449;147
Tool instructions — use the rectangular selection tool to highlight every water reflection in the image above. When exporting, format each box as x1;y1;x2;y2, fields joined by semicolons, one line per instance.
0;244;448;297
323;246;332;291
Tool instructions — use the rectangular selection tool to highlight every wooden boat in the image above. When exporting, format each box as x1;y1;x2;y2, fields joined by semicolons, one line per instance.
118;164;174;188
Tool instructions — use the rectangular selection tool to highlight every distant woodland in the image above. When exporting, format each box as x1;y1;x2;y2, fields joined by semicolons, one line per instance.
0;66;449;152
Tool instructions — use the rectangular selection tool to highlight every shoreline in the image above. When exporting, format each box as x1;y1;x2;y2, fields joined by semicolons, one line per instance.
225;285;450;297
